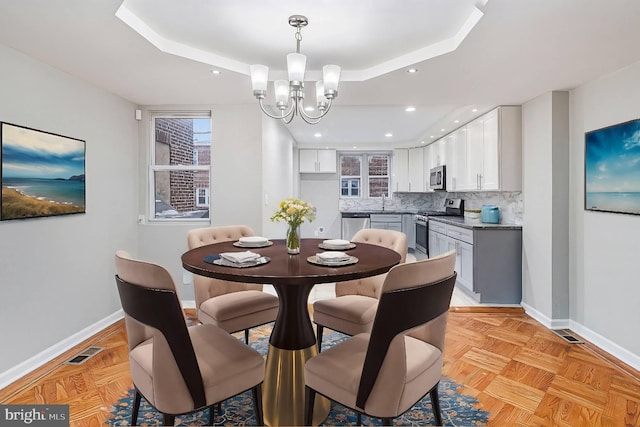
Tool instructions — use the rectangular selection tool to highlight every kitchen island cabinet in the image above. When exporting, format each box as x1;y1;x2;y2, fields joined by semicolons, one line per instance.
428;217;522;304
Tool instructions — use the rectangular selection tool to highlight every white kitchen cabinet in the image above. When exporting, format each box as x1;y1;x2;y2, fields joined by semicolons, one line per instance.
408;147;425;192
299;149;337;173
444;132;459;191
393;148;409;192
425;138;445;169
455;107;521;191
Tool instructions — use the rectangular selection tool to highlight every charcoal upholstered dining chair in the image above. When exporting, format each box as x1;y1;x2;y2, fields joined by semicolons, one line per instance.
114;250;265;426
312;228;407;351
187;225;279;343
304;250;457;426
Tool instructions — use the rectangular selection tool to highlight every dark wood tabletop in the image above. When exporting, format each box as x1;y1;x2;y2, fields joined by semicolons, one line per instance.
181;238;401;286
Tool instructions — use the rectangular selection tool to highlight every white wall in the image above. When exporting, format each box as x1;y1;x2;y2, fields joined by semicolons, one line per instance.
300;174;341;239
569;61;640;356
261;117;296;239
522;93;555;318
0;44;138;373
136;105;265;301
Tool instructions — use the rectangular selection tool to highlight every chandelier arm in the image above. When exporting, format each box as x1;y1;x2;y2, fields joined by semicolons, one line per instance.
258;99;295;120
298;99;334;122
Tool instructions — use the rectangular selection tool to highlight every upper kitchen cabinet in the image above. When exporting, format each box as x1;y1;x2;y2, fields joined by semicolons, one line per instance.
299;149;337;173
393;148;409;192
408;146;426;192
456;106;522;191
393;147;426;192
425;138;446;170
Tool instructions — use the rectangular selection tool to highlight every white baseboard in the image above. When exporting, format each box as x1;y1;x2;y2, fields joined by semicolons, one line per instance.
181;299;196;309
569;320;640;371
521;302;640;371
0;309;124;390
521;302;570;329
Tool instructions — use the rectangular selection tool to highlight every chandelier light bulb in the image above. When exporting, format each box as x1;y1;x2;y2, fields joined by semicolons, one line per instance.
274;80;290;109
250;64;269;97
287;53;307;84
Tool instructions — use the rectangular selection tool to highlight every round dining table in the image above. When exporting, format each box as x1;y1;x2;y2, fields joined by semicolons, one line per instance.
182;238;402;426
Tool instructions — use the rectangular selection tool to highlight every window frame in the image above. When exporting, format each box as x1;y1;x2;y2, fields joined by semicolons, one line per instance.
148;111;211;223
339;152;391;199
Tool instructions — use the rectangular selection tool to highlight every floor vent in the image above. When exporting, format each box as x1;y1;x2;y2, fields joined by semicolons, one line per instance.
552;329;583;344
64;346;105;365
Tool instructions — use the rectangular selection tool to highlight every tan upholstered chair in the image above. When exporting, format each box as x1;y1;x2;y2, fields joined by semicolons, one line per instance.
114;251;265;426
304;250;457;426
313;228;407;351
187;225;279;343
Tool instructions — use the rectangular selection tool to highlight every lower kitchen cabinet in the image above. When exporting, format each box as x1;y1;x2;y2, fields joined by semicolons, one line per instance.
428;220;522;304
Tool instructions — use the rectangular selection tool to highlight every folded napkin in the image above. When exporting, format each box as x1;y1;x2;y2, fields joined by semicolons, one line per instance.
239;236;269;244
316;251;350;262
323;239;351;247
220;251;261;264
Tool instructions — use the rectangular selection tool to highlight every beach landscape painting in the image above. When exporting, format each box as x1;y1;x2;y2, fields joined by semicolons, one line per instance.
1;122;85;221
585;118;640;216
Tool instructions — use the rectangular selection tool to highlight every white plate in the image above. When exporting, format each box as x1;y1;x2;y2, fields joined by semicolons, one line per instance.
213;256;270;268
318;242;356;250
233;241;273;248
307;255;358;267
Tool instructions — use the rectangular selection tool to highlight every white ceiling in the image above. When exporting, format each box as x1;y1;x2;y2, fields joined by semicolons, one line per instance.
1;0;640;149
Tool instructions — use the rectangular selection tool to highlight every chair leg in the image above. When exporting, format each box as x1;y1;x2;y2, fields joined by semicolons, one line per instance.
316;324;324;352
131;389;142;426
163;414;175;426
429;384;443;426
252;384;264;426
207;403;216;426
304;386;316;426
382;417;393;426
245;328;250;344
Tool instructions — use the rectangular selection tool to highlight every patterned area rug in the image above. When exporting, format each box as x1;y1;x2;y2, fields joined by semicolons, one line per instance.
106;324;489;426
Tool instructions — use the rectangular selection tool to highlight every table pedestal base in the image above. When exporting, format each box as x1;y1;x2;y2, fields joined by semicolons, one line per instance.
263;344;330;426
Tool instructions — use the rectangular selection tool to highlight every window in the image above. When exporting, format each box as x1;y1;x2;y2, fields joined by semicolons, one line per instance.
340;155;361;197
340;153;390;198
368;155;390;198
195;187;209;207
150;113;211;221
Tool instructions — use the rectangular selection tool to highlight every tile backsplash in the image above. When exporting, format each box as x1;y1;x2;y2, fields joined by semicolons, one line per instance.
340;191;523;224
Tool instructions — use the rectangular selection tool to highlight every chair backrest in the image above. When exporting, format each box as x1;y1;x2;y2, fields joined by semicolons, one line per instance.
335;228;408;298
355;250;456;411
187;225;262;306
114;251;206;410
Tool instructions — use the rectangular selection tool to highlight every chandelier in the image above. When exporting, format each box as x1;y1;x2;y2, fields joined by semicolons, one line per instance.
250;15;341;125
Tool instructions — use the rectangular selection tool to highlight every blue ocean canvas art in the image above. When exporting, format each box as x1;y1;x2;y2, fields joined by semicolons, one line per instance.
1;122;85;220
585;118;640;215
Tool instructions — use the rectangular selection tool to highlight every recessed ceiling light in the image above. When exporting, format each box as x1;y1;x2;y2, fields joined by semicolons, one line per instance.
421;141;425;144
353;146;357;149
407;68;419;73
440;128;445;132
405;106;416;112
314;132;322;138
472;108;478;112
430;135;434;138
454;120;459;123
385;133;393;137
211;69;222;75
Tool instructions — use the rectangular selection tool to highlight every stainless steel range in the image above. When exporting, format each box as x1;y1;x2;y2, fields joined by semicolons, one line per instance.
414;198;464;256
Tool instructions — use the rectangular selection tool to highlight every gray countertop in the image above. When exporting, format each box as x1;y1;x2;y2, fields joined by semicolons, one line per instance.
429;216;522;230
341;210;417;216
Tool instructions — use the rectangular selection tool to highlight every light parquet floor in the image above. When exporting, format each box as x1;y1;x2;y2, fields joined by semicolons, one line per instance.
1;308;640;426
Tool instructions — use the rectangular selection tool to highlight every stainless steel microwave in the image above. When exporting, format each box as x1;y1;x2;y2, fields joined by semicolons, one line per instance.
429;165;446;191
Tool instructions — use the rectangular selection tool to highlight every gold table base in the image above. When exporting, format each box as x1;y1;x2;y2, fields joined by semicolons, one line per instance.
263;344;330;426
